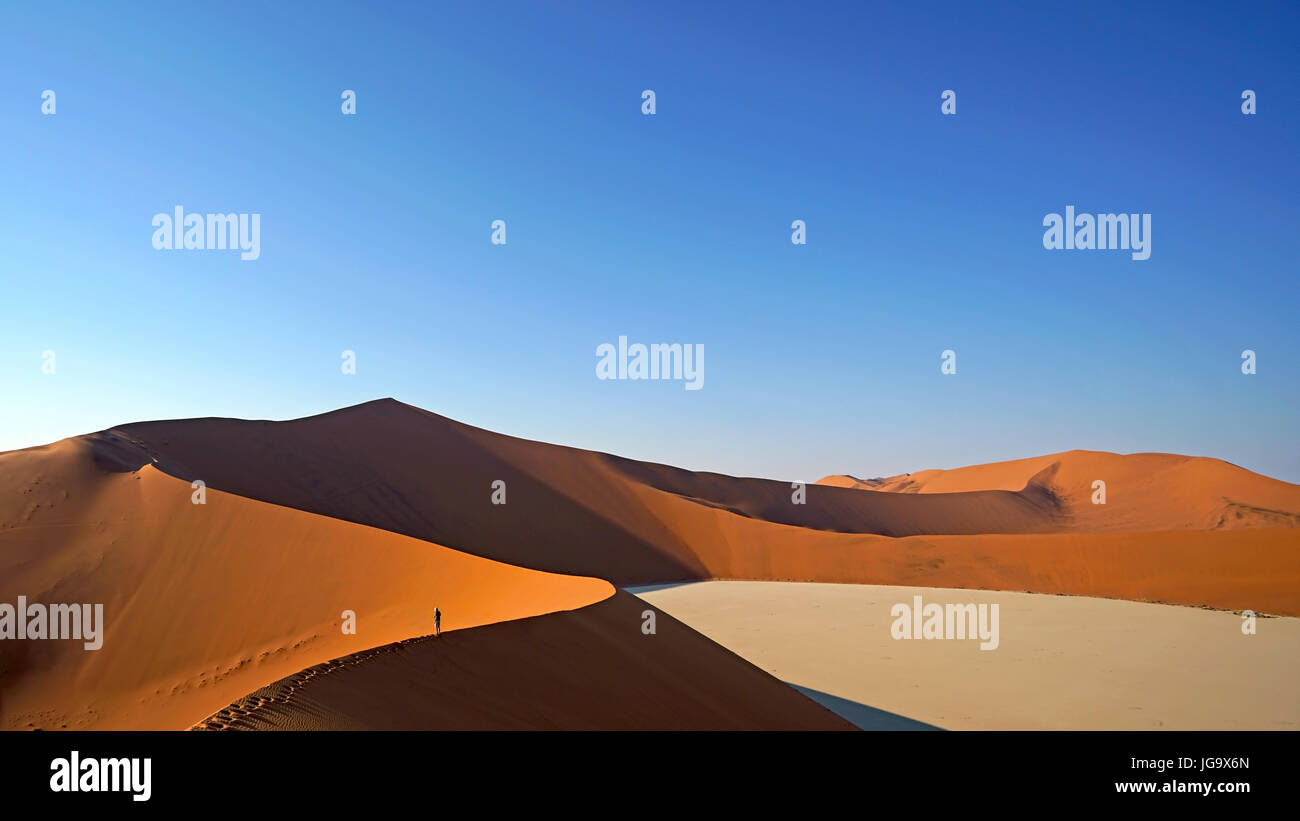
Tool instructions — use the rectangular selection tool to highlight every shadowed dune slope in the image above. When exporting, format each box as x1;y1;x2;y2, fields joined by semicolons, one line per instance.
108;400;1299;588
610;482;1300;614
91;400;1300;604
113;400;1070;559
0;435;613;730
192;592;854;730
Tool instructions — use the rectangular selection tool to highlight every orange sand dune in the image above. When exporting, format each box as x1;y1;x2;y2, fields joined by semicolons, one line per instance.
893;530;1300;615
0;435;612;730
818;449;1300;531
105;400;1299;608
107;399;1065;583
614;479;1300;614
192;592;853;730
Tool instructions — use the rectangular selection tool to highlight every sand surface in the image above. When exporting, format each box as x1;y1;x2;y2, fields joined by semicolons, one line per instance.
192;592;853;730
634;581;1300;730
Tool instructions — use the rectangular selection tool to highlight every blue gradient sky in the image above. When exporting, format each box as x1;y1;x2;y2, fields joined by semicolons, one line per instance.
3;1;1297;482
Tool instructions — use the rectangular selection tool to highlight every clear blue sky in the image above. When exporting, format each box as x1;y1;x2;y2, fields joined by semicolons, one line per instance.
3;1;1297;482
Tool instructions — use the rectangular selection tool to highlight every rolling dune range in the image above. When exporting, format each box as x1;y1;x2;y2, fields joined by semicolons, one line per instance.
114;398;1300;612
3;398;1297;730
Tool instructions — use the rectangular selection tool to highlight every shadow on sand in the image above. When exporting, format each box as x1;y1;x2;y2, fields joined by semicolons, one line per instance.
788;684;943;731
623;582;702;595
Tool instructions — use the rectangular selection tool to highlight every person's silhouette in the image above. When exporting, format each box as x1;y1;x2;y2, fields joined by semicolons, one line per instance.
434;607;441;637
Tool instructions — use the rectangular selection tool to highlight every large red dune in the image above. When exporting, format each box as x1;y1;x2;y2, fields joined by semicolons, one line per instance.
192;593;854;730
111;399;1300;611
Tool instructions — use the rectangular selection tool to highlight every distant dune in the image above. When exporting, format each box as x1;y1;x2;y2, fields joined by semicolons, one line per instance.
818;449;1300;531
3;398;1298;730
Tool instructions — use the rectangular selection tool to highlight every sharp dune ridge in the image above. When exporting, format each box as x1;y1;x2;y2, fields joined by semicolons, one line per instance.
2;397;1298;730
191;593;854;731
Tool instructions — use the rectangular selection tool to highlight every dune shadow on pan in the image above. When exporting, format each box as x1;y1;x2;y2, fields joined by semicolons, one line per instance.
787;683;943;731
622;582;702;595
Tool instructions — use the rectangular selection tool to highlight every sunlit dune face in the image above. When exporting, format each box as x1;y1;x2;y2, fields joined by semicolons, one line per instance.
0;443;612;730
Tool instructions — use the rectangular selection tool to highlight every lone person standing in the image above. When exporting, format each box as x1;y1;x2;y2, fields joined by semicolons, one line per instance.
434;607;441;637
